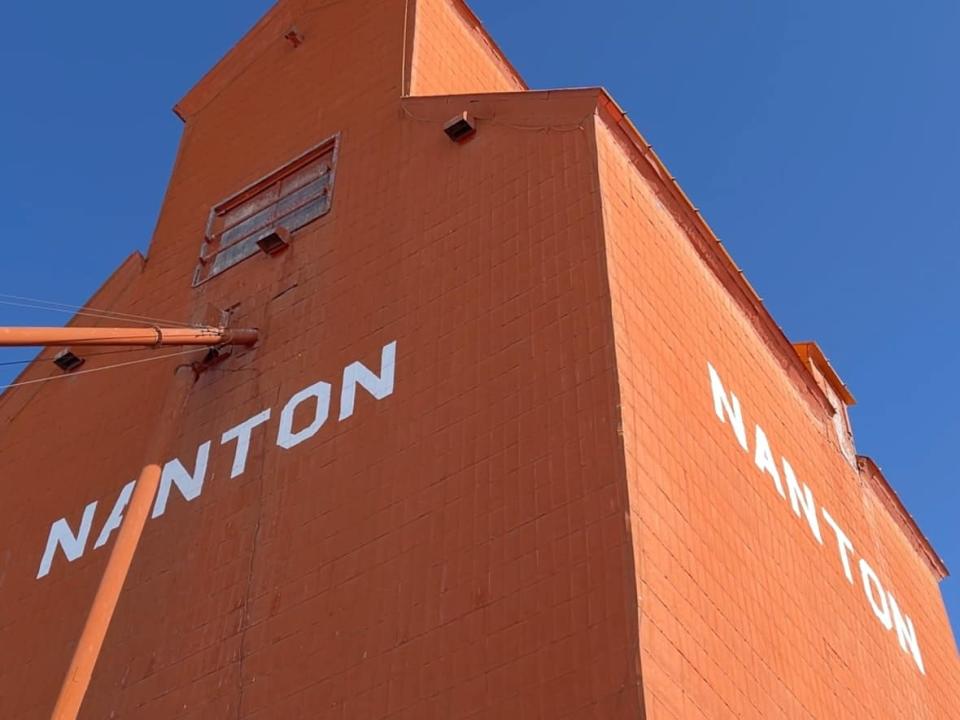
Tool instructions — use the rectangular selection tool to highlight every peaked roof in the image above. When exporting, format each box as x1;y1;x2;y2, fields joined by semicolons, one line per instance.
174;0;527;121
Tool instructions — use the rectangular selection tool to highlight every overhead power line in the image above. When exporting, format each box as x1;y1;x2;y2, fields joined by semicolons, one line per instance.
0;348;206;392
0;293;200;329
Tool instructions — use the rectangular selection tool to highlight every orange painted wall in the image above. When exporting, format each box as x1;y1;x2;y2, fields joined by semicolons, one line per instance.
407;0;525;96
0;2;636;717
0;0;957;718
594;114;960;718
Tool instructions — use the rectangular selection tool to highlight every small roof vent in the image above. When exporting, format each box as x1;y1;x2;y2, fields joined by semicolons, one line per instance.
53;349;84;373
257;227;291;256
443;112;477;143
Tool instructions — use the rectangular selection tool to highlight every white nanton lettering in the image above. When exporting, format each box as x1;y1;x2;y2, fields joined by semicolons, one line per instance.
35;340;398;581
151;441;212;518
36;501;98;579
705;361;925;675
221;409;271;478
339;340;397;420
708;362;748;452
94;480;136;550
277;382;331;449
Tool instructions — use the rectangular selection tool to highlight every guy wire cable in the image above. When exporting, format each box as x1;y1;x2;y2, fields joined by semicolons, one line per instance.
0;294;200;328
0;348;208;392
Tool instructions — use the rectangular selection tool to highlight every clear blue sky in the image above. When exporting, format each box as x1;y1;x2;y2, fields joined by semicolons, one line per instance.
1;1;957;638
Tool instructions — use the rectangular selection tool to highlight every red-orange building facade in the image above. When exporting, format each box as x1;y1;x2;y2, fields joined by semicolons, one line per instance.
1;1;958;717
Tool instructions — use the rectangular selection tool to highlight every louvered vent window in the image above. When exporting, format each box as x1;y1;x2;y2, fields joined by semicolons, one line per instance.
193;136;338;285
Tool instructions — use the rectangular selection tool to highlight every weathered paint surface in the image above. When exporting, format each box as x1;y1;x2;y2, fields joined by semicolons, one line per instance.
0;1;957;718
594;115;960;718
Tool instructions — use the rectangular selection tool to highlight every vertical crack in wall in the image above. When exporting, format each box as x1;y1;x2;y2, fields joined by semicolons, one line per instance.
233;302;277;719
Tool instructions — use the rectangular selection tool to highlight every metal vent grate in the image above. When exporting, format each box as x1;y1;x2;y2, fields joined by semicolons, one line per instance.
193;134;338;286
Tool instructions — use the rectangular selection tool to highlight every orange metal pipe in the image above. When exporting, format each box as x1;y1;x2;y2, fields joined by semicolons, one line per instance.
50;462;163;720
0;326;258;348
50;361;196;719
